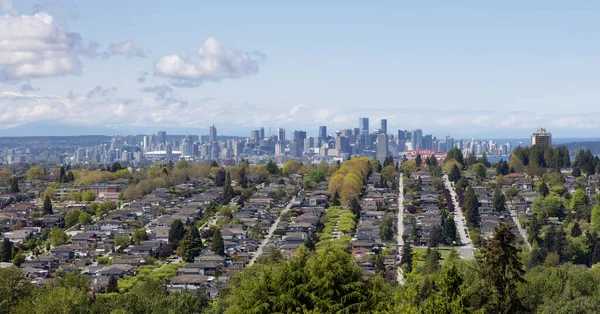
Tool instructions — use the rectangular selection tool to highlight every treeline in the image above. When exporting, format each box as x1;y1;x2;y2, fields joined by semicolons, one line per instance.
0;267;209;314
511;145;571;171
328;157;370;203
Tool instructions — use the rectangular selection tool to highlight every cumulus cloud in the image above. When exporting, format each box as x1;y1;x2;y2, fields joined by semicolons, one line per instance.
32;2;79;18
154;37;264;87
0;1;93;82
103;40;147;58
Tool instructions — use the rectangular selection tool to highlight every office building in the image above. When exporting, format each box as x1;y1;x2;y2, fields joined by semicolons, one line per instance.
377;133;389;158
359;117;369;135
411;129;423;151
380;119;387;135
259;127;265;139
290;130;307;157
531;127;552;148
209;125;217;143
278;128;285;143
157;131;166;145
319;126;327;140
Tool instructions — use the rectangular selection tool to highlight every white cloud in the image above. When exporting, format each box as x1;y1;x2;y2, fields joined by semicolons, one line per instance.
0;2;88;81
103;40;147;58
154;37;264;87
19;83;39;93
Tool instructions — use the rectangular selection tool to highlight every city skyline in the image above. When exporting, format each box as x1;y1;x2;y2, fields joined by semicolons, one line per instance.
2;1;600;137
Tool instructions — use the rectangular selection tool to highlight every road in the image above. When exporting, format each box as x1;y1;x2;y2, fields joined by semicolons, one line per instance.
248;196;297;266
442;175;475;259
396;175;405;284
509;205;531;251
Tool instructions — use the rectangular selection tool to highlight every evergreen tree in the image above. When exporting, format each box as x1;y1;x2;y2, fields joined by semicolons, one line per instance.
332;191;341;206
66;171;75;182
168;219;186;244
444;216;458;244
239;166;248;189
481;152;490;167
1;238;12;262
303;235;316;251
537;182;550;198
43;196;53;215
379;215;394;241
463;185;480;228
449;164;461;183
423;248;441;274
211;229;225;256
400;241;413;273
177;227;203;262
479;223;525;313
58;166;66;183
349;197;361;219
214;168;226;186
571;221;582;237
492;185;506;212
266;160;279;175
415;154;422;167
8;177;18;193
222;171;234;204
107;275;118;293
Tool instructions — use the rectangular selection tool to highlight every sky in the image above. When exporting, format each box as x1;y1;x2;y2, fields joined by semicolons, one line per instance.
1;0;600;138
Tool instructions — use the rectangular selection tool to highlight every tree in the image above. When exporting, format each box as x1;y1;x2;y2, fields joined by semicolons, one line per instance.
132;229;149;245
0;267;34;313
177;227;203;262
571;188;590;220
239;166;248;189
379;215;394;241
51;228;68;247
496;159;510;176
349;197;361;218
331;191;341;206
107;275;118;293
78;212;92;225
572;167;582;177
222;171;234;204
211;228;225;256
8;177;18;193
175;160;189;170
1;238;12;262
114;236;130;248
169;219;186;243
282;160;302;176
509;155;525;173
492;185;506;212
64;209;82;228
213;168;226;186
110;162;122;172
423;248;441;274
11;253;24;267
428;225;443;248
463;185;480;228
444;216;458;245
571;221;582;237
58;166;66;183
478;223;525;313
537;182;549;197
415;154;422;167
266;160;280;175
43;196;53;215
448;164;461;183
400;241;413;272
26;167;44;180
590;203;600;233
473;163;487;179
66;171;75;182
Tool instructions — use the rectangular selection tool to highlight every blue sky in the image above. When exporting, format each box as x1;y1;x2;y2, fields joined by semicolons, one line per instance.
1;0;600;138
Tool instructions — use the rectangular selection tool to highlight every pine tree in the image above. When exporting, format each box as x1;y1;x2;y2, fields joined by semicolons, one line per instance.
400;241;413;272
168;219;186;244
423;248;441;274
222;171;234;204
349;197;361;218
449;164;461;183
492;186;506;212
537;182;549;198
463;185;480;228
177;227;203;262
58;166;66;183
332;191;341;206
8;177;18;193
1;238;13;262
415;154;422;167
107;275;118;293
479;223;525;313
211;229;225;256
43;196;53;215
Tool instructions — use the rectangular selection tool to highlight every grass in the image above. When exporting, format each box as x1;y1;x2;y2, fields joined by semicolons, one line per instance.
412;246;457;268
118;262;185;292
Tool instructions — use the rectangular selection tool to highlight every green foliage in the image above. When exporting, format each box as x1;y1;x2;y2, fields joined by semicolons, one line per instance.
132;229;148;245
43;196;53;215
472;163;487;179
379;215;394;241
493;185;506;212
266;160;280;175
114;236;130;248
78;212;92;225
463;185;480;228
222;170;234;204
168;219;186;243
177;227;203;262
51;227;68;247
26;167;44;180
65;209;82;228
8;176;18;193
449;164;461;183
532;194;567;219
211;228;225;256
